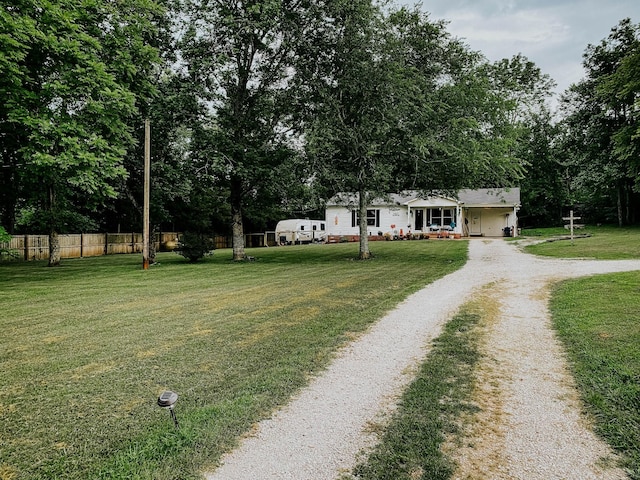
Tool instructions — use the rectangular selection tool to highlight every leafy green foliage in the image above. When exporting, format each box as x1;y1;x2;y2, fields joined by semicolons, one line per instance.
0;225;11;257
517;112;570;227
559;19;640;226
99;1;190;233
0;225;10;242
1;0;165;264
181;0;325;260
175;231;215;262
307;5;541;258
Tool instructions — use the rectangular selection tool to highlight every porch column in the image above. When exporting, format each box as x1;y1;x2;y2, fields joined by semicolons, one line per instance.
456;205;462;233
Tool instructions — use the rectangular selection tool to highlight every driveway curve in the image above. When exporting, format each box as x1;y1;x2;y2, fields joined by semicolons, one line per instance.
206;239;640;480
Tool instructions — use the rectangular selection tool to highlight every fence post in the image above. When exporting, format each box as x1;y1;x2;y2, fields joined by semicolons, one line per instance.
104;233;108;256
24;234;28;261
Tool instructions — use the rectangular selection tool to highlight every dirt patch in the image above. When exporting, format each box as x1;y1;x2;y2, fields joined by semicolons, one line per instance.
443;287;508;479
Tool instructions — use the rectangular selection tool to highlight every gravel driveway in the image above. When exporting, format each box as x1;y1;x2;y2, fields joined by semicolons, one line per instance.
205;239;640;480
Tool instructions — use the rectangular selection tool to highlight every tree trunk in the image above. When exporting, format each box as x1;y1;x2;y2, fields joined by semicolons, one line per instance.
230;184;245;261
1;166;17;233
625;183;631;225
149;226;157;264
47;184;61;267
49;229;61;267
358;190;371;260
617;185;623;227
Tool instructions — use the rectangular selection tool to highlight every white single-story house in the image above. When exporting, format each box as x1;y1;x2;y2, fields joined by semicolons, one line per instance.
325;188;520;239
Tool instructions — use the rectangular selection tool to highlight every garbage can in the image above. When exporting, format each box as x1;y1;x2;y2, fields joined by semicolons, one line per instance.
503;227;511;237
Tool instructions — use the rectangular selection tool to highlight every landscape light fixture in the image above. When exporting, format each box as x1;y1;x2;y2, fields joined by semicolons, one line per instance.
157;390;179;429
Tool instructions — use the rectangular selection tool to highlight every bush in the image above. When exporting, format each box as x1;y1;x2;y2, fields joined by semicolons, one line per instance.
175;232;215;262
0;226;13;258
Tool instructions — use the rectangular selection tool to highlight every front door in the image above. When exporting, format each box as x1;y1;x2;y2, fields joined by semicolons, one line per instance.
415;210;424;231
470;211;482;235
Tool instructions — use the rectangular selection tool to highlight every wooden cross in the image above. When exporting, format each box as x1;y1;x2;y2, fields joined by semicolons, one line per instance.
562;210;582;242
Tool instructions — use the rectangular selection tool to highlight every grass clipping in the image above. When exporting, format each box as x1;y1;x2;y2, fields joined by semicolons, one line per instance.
350;289;501;480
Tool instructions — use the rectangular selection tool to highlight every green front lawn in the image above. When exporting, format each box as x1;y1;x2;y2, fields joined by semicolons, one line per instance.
524;225;640;478
551;273;640;478
522;225;640;259
0;240;467;479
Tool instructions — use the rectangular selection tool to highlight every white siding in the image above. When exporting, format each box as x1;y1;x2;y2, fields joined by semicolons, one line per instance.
325;206;410;236
325;190;520;239
464;208;517;237
326;207;354;236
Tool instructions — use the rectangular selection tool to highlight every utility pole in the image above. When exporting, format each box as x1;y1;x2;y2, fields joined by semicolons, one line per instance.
143;119;151;270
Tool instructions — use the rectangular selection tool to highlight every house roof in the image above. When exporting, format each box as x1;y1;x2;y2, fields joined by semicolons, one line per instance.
326;188;520;208
458;188;520;207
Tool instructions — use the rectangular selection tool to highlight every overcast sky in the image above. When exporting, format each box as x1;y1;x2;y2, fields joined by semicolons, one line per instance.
400;1;640;105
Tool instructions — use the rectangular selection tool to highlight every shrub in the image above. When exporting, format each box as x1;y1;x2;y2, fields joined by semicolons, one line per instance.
0;226;13;258
175;232;215;262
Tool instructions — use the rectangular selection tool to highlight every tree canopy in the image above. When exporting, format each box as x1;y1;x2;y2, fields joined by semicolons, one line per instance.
3;2;640;267
306;4;538;258
559;18;640;225
1;0;166;265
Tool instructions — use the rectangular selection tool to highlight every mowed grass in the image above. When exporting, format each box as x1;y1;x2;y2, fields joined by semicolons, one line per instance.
524;226;640;477
350;298;491;480
551;273;640;478
551;272;640;479
0;240;466;480
522;225;640;259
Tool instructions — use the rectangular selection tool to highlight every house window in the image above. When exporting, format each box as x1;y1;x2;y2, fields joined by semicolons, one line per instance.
427;208;456;227
427;209;439;226
352;209;380;227
443;209;454;226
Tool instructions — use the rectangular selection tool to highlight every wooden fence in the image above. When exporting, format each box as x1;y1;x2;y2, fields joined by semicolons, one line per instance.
0;232;275;262
1;232;180;261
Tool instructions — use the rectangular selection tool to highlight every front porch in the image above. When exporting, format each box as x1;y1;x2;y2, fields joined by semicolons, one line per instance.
405;198;463;237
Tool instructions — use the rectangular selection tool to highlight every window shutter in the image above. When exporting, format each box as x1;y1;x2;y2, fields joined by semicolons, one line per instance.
352;210;356;227
376;209;380;227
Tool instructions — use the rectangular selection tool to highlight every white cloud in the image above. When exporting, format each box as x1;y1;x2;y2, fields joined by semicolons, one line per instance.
445;9;571;57
411;0;640;103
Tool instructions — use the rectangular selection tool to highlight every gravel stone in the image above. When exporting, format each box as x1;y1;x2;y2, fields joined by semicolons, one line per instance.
205;239;640;480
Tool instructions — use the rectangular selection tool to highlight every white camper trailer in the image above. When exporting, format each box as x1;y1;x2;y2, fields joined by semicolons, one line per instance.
275;219;326;245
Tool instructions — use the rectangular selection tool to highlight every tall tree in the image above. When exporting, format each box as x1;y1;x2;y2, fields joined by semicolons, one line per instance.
482;54;563;227
516;111;569;226
305;0;392;259
102;0;187;235
0;0;37;233
560;19;640;225
181;0;323;260
1;0;165;265
307;4;527;259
